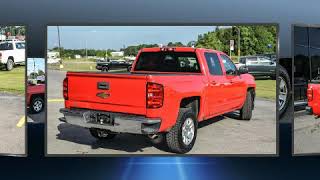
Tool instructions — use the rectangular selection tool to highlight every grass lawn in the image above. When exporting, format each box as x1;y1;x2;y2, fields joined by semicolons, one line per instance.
255;79;276;100
48;62;127;73
48;62;97;72
0;66;25;95
62;58;97;62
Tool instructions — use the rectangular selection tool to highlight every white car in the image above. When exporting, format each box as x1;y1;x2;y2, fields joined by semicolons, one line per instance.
0;40;25;70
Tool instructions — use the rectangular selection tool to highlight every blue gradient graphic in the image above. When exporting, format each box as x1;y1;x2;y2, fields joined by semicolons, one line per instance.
121;157;219;180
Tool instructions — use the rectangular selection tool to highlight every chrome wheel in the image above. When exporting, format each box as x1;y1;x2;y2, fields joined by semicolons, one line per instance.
279;76;288;110
182;117;195;145
33;100;43;112
6;59;13;70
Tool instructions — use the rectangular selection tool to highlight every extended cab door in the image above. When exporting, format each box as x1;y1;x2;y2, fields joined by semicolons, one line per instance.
203;52;229;117
220;54;247;109
245;57;260;75
14;42;25;63
258;57;276;76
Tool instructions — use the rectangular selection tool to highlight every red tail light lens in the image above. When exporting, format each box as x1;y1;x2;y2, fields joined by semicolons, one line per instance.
147;82;164;108
63;77;68;100
307;87;313;101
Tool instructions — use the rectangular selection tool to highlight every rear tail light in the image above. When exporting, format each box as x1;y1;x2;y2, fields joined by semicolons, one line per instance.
147;82;164;108
307;87;313;101
63;77;68;100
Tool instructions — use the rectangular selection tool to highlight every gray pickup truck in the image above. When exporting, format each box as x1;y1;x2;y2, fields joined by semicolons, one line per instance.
96;59;132;72
238;55;276;79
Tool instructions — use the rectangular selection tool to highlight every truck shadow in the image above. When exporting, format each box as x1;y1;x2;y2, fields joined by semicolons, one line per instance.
27;110;45;123
55;112;242;154
56;123;169;153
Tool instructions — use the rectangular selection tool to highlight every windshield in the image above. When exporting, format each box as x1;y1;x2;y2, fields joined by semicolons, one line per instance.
134;52;201;73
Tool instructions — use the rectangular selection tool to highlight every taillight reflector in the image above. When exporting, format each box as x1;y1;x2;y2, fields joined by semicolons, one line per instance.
63;77;68;100
307;87;313;101
147;82;164;108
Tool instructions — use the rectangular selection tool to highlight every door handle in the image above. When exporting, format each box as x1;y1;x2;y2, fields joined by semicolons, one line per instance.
230;79;238;84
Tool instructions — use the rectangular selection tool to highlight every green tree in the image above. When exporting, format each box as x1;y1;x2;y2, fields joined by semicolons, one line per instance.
38;70;45;76
194;25;276;56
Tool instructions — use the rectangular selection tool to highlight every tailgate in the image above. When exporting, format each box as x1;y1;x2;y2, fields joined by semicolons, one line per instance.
66;72;148;115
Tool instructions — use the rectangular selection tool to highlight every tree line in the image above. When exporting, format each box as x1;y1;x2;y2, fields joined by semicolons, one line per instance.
0;26;26;36
51;47;116;58
52;25;276;58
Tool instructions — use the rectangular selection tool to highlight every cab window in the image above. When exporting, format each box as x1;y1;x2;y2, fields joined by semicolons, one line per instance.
15;42;25;49
220;54;237;75
246;57;258;65
0;43;13;50
204;52;223;75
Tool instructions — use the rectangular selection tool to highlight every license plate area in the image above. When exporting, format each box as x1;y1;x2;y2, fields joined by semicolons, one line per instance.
96;113;114;125
84;112;114;126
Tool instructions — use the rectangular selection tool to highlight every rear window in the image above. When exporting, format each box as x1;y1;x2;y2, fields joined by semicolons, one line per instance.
0;43;13;50
134;52;201;73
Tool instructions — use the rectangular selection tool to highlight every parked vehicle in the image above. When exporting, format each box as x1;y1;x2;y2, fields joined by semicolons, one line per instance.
0;40;25;71
257;53;277;62
306;81;320;117
96;59;132;72
238;56;276;79
59;47;256;153
27;82;45;114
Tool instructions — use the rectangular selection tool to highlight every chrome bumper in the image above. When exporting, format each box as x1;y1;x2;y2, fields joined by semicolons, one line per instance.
59;108;161;134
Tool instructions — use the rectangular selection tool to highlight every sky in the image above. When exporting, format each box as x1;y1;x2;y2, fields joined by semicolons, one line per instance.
27;58;45;75
47;26;220;50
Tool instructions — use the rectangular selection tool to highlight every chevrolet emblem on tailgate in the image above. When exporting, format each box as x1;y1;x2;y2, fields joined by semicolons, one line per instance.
96;92;110;99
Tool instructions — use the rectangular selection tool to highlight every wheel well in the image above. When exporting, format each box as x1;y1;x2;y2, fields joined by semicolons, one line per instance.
8;56;14;61
180;96;200;119
31;93;44;101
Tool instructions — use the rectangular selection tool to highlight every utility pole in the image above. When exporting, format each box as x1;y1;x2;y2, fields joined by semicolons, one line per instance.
34;59;36;73
57;26;63;69
85;40;88;60
233;26;241;61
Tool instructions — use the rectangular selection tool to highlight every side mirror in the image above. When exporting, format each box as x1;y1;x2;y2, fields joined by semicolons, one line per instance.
238;66;249;74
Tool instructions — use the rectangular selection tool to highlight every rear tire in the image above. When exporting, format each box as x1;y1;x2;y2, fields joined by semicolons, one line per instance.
240;90;253;120
166;108;197;154
89;128;117;140
6;59;14;71
30;96;44;114
279;65;291;118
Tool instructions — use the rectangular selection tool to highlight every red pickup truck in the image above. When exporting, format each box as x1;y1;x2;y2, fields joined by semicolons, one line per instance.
306;81;320;117
27;83;45;113
59;47;256;153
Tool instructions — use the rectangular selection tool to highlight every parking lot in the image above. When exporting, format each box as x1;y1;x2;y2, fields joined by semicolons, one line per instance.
294;110;320;154
0;93;25;155
46;70;276;155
